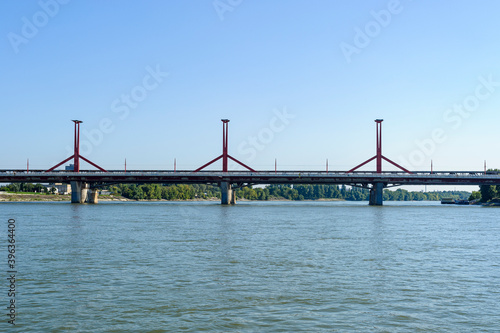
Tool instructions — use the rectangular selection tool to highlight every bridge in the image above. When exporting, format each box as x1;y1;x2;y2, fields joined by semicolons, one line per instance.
2;119;500;205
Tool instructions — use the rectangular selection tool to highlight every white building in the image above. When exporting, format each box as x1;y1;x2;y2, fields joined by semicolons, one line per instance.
47;183;72;195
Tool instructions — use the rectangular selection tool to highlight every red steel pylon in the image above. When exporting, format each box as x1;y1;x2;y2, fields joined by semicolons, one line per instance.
194;119;256;172
347;119;412;174
46;120;107;172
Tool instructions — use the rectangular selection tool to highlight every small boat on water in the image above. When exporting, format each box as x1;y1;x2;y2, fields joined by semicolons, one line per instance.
441;198;471;205
441;198;455;204
455;199;470;205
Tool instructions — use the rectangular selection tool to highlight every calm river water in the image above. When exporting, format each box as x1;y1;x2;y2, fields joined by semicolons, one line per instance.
1;201;499;332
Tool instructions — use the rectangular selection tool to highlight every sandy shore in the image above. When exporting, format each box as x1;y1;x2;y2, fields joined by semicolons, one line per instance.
0;192;129;202
0;191;346;203
0;192;219;202
0;192;70;202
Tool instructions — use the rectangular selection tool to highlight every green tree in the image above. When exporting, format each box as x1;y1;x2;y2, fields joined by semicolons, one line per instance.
469;191;481;201
132;186;145;200
480;185;496;202
125;185;134;198
10;183;21;192
34;183;44;193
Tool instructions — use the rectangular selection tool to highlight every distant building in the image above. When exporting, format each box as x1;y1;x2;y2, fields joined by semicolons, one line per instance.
48;183;71;195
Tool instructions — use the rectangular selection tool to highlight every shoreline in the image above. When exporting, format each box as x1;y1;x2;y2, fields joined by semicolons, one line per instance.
0;192;346;203
0;192;447;204
3;191;490;204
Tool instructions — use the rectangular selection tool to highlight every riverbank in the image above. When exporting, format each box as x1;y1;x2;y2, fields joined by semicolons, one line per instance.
0;192;129;202
482;198;500;206
0;191;221;202
0;191;483;204
0;192;71;202
0;192;350;203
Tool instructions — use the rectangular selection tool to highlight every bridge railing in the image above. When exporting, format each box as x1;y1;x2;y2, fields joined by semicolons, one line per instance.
1;170;499;178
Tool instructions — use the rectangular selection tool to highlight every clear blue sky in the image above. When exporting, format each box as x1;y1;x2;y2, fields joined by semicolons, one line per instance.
1;0;499;180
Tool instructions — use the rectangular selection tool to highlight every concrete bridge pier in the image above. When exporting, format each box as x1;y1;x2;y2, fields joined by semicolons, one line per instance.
88;188;99;204
71;181;89;203
220;182;235;205
369;182;385;206
71;182;99;204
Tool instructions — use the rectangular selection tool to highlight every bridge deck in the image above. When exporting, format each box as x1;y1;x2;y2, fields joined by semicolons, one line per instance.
1;170;500;187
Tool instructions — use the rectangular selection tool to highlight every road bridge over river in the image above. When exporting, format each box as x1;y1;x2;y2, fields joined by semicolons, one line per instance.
2;119;499;205
2;170;500;205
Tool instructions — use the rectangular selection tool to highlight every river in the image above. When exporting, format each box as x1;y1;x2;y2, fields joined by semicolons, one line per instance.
1;201;499;332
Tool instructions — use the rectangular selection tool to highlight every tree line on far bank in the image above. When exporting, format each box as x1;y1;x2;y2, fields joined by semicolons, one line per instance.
0;182;477;202
96;184;472;201
0;183;55;194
